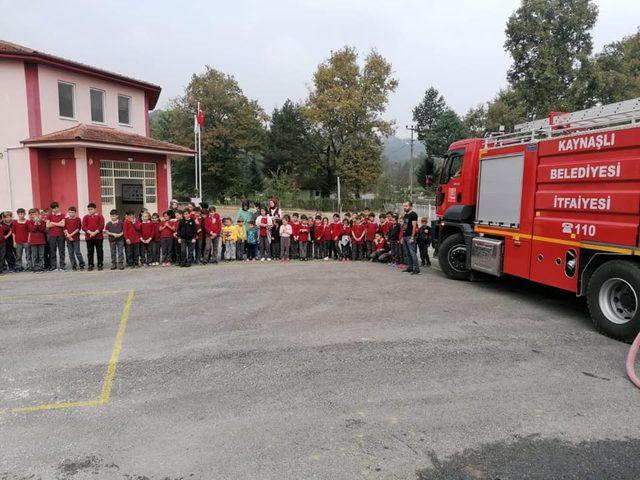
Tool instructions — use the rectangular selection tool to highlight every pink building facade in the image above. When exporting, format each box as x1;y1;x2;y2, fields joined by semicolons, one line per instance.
0;40;193;217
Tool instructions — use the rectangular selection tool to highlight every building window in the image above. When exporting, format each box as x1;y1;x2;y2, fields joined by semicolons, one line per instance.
118;95;131;125
90;88;105;123
58;81;75;119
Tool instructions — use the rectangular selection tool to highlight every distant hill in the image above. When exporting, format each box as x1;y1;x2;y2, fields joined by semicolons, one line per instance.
383;135;426;164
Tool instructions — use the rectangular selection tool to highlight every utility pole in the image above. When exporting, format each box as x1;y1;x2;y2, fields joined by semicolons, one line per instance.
405;125;417;200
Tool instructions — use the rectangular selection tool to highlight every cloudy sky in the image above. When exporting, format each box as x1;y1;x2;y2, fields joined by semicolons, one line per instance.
2;0;638;137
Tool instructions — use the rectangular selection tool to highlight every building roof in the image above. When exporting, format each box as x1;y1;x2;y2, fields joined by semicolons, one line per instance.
0;39;162;109
22;124;195;156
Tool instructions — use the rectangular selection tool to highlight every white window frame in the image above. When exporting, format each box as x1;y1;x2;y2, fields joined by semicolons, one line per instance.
57;80;76;120
117;94;132;126
90;88;106;124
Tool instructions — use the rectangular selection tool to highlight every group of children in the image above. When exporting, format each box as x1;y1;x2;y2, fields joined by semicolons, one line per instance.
0;201;433;273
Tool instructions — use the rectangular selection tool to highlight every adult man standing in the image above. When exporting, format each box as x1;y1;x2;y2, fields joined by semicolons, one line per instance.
402;201;420;274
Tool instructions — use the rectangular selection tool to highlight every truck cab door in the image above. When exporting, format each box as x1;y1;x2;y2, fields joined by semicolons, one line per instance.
436;149;465;216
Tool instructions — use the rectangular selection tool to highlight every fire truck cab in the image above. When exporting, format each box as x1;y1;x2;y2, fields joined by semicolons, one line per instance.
434;98;640;340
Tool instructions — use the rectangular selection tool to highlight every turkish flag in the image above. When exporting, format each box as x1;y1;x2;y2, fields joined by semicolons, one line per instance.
197;102;205;126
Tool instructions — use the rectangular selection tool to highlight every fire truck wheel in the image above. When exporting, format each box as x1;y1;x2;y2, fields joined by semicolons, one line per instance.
438;233;470;281
587;260;640;340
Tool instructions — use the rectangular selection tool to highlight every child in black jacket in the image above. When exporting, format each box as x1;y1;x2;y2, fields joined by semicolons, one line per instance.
417;217;432;267
177;210;197;267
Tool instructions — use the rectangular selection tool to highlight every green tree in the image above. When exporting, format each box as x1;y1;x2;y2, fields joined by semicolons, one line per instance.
264;99;321;188
412;87;446;148
305;46;398;197
504;0;599;117
152;67;267;200
414;154;434;188
424;109;468;157
248;158;264;194
593;29;640;103
463;104;489;137
485;88;529;132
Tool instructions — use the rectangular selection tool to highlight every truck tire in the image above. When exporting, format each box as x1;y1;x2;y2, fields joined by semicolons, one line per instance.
438;233;470;281
587;260;640;340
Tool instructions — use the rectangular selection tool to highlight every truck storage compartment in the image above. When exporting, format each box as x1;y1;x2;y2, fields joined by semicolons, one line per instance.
471;237;504;276
476;153;525;228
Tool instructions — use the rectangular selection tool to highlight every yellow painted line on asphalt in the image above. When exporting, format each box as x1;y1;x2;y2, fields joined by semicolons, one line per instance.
0;290;135;415
99;290;135;404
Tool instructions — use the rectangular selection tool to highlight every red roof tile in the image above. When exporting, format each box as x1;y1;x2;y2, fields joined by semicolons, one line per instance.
0;39;162;108
22;124;194;155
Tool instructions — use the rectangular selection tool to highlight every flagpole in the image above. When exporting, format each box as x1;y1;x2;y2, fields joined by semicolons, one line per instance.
194;114;198;196
198;123;202;199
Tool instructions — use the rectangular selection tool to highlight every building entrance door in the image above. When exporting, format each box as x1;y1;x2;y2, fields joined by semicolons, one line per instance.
100;160;157;216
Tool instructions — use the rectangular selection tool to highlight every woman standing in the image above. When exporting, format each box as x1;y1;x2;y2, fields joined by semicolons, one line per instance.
235;200;253;233
268;198;282;219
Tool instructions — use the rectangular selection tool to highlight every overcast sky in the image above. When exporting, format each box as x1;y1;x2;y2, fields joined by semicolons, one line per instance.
2;0;638;137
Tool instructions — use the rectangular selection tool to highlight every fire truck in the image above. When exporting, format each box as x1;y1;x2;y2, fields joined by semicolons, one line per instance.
434;98;640;340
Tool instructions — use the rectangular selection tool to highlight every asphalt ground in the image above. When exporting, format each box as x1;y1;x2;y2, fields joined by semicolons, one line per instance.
1;257;639;479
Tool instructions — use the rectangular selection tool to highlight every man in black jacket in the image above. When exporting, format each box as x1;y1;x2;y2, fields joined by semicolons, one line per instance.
177;209;197;267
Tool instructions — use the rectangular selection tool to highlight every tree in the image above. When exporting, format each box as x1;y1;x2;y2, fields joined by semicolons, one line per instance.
305;46;398;196
264;99;321;188
152;67;267;200
248;158;264;194
424;109;468;157
415;154;434;188
412;87;446;148
504;0;599;117
463;104;489;138
593;29;640;103
485;88;528;132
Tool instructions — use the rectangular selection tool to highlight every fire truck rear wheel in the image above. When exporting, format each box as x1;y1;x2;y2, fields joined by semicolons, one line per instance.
587;260;640;340
438;233;470;281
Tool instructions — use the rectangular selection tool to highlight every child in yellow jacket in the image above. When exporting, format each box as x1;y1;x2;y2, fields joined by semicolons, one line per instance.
222;218;238;261
235;218;247;260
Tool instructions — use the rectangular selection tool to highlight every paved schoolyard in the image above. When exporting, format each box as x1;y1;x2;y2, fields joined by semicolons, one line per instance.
1;260;639;479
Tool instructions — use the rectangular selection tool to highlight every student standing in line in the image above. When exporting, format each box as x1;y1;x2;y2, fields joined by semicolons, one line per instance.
139;211;155;267
340;218;352;261
322;217;332;261
193;208;205;264
279;215;293;261
313;215;324;259
12;208;30;271
64;206;85;271
221;217;238;261
330;213;342;260
124;210;142;268
236;218;246;260
417;216;432;267
82;203;105;271
271;217;281;260
255;207;272;261
0;215;10;274
2;211;16;272
159;211;175;266
27;208;46;272
365;213;378;260
290;213;301;260
351;216;366;261
172;210;183;265
45;201;66;271
151;212;161;266
177;208;197;267
204;207;221;264
104;209;125;270
245;221;259;261
298;215;310;261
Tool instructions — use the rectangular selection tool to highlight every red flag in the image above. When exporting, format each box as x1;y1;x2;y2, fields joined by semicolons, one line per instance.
197;102;204;126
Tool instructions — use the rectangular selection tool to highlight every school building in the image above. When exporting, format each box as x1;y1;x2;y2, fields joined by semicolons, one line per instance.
0;39;194;217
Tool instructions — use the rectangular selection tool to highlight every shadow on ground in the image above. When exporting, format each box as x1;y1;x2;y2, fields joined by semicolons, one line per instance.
416;435;640;480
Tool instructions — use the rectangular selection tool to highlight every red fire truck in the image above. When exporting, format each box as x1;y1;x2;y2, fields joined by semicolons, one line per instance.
434;98;640;340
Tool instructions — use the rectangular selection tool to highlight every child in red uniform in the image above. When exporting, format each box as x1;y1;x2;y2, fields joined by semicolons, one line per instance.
340;218;351;261
204;207;221;264
313;216;324;259
290;213;301;259
46;201;66;271
298;215;310;261
351;216;366;261
64;206;85;270
139;211;155;266
27;208;46;272
330;213;342;260
151;213;161;266
371;232;390;262
365;213;378;259
379;213;390;238
124;210;142;268
322;217;332;260
82;202;105;271
12;208;29;271
159;211;175;266
0;215;10;274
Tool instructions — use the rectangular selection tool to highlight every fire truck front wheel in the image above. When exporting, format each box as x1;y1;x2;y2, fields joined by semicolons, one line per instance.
588;260;640;340
438;233;470;281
